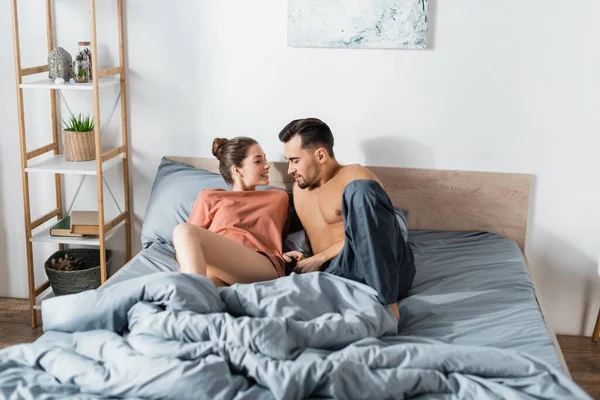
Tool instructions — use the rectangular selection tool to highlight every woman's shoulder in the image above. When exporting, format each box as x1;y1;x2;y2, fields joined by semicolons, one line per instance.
196;188;227;202
199;188;287;202
199;188;227;195
263;188;289;201
238;188;288;206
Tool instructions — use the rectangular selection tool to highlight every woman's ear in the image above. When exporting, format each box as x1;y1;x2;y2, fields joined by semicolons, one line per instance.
232;165;243;177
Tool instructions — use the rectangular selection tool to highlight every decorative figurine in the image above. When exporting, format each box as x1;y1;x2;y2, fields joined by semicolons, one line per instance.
48;47;73;81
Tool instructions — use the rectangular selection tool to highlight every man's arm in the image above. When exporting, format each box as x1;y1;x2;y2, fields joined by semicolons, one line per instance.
316;239;345;263
294;239;344;274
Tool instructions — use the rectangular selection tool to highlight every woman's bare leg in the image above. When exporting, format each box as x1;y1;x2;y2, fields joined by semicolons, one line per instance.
388;303;400;321
174;224;208;275
206;272;228;287
173;223;278;285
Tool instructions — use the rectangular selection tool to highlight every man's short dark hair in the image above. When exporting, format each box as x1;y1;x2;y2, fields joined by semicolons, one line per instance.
278;118;335;158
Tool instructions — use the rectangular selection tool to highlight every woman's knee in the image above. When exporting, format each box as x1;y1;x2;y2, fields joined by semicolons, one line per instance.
173;223;199;243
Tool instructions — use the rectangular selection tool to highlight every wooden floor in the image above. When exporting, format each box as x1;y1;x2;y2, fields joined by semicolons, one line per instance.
0;298;44;348
557;335;600;399
0;298;599;399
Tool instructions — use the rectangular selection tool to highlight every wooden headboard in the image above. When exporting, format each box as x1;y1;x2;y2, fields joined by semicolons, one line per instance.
168;156;532;250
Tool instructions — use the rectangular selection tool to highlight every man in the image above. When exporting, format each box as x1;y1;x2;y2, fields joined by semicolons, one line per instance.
279;118;415;320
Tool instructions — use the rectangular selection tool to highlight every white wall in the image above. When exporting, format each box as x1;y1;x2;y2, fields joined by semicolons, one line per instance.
1;0;599;336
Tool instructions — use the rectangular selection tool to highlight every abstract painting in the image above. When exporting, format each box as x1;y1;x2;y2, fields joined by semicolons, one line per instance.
288;0;428;49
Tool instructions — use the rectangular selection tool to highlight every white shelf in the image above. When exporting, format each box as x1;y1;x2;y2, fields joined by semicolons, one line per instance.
30;220;125;245
20;77;120;91
25;154;123;175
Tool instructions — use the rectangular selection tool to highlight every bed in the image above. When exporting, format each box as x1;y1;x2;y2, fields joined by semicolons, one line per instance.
105;231;564;372
161;156;567;372
0;156;589;399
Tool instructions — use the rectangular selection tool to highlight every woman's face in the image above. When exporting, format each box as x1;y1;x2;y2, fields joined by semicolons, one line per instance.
236;144;270;189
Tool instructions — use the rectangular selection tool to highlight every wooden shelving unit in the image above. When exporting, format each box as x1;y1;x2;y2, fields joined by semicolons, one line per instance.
10;0;132;327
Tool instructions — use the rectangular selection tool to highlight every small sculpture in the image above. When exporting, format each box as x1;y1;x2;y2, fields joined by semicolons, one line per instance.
48;47;73;81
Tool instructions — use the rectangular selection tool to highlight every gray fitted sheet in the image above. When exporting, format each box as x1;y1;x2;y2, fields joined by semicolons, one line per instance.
106;242;179;287
106;230;562;371
400;230;561;370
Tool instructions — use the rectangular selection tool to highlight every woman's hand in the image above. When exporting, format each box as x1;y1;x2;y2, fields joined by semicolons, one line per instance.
283;251;305;263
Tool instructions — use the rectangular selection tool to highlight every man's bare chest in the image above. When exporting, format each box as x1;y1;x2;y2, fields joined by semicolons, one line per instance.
296;183;345;225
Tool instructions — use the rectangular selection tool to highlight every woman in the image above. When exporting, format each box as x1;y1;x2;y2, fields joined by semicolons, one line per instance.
174;137;303;286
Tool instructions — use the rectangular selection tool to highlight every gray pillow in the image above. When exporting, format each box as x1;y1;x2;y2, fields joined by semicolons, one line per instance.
141;157;298;248
141;157;229;248
283;229;313;256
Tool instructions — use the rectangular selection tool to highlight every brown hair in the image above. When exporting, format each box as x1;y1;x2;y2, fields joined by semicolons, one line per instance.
212;136;258;185
278;117;335;158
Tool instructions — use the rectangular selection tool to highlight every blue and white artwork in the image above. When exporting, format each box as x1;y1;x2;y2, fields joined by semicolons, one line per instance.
288;0;428;49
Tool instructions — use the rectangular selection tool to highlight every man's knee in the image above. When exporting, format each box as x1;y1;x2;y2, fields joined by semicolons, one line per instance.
343;179;388;205
346;179;382;193
344;179;383;195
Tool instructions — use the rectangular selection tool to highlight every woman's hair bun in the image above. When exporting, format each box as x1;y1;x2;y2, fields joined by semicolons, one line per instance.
212;137;229;160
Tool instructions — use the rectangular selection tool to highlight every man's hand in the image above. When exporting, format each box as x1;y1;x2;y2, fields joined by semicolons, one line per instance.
283;251;305;264
293;253;326;274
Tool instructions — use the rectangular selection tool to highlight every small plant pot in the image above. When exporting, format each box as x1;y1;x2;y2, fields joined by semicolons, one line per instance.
72;59;90;83
64;129;96;161
73;74;89;83
44;249;112;296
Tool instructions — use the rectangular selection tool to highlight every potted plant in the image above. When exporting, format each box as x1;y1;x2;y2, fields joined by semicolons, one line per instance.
73;61;89;83
72;53;89;83
63;114;96;161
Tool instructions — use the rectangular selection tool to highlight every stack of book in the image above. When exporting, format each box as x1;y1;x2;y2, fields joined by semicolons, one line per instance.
50;211;100;237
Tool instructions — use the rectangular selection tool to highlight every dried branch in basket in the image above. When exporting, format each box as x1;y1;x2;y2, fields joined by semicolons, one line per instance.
49;253;86;271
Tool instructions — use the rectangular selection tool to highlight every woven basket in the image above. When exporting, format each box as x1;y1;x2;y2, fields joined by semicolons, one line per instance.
64;130;96;161
44;249;112;296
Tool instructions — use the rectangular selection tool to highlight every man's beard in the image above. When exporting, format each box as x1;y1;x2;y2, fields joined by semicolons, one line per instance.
297;179;310;189
296;163;319;189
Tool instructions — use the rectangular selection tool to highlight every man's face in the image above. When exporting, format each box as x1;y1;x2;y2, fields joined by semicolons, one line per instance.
284;135;320;189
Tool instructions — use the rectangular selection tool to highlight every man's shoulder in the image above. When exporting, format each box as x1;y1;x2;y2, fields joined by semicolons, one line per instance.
342;163;371;174
340;164;379;183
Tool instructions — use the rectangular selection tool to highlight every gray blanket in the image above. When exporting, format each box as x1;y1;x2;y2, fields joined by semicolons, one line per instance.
0;272;590;399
